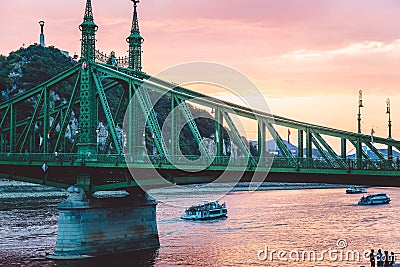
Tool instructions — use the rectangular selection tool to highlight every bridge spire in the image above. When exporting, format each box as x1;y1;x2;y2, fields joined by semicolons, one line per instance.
127;0;144;72
79;0;98;62
77;0;99;156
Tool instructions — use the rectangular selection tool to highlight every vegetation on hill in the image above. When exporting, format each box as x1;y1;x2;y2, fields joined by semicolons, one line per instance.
0;45;76;102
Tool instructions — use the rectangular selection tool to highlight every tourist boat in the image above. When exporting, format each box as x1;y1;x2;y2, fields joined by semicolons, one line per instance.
346;186;367;194
358;193;391;205
181;200;227;220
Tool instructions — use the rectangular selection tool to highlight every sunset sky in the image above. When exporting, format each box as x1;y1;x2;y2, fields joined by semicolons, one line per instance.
1;0;400;142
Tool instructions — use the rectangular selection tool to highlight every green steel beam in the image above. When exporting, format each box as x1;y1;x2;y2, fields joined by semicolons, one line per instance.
341;139;347;159
43;87;50;154
312;132;347;168
349;139;378;169
94;63;400;152
222;111;251;159
305;128;312;168
170;93;177;157
297;129;304;158
214;107;223;164
0;65;80;111
77;63;97;155
0;131;5;152
131;81;144;157
258;120;266;158
49;109;62;138
102;86;127;154
388;145;393;161
0;105;10;130
311;137;332;165
93;73;122;155
265;122;297;167
127;81;134;155
133;84;168;156
9;103;16;153
363;141;393;170
174;95;210;157
17;91;44;152
53;74;80;153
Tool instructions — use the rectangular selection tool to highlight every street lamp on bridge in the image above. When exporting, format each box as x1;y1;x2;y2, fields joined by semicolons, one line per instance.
386;98;393;161
386;98;392;139
357;90;364;134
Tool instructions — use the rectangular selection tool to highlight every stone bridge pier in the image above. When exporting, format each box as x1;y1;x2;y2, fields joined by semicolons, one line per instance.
47;186;159;259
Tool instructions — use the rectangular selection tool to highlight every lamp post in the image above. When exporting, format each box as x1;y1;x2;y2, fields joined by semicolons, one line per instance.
387;98;393;161
357;90;364;134
386;98;392;139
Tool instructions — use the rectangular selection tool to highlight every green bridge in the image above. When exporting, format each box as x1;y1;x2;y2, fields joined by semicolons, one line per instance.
1;0;399;259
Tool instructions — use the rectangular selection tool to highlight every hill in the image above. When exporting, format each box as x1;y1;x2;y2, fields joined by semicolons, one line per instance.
0;45;76;102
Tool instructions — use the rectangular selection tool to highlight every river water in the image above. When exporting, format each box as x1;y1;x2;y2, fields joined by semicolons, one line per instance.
0;185;399;267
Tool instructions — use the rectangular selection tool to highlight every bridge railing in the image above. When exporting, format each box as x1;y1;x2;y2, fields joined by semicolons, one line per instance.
0;153;398;171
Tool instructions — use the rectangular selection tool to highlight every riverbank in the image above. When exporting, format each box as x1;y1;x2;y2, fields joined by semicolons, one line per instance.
0;178;356;195
233;182;352;192
0;179;65;193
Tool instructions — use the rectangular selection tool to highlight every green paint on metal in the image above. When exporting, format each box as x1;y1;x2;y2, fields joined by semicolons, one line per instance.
53;74;80;153
170;93;177;157
93;73;122;155
174;95;210;158
222;111;251;159
312;131;347;168
101;86;127;154
1;1;400;193
18;91;44;153
9;103;16;153
311;136;333;167
305;128;312;168
341;138;347;159
258;120;266;159
77;63;97;155
43;87;50;154
363;141;393;169
297;129;303;158
265;122;297;167
79;0;98;62
127;0;143;72
131;81;145;158
349;139;378;169
134;84;168;156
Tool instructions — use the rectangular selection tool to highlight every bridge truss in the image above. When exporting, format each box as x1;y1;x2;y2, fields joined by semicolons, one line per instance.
1;0;400;192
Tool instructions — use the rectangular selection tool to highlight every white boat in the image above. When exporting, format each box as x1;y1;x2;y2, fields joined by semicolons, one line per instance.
358;193;391;205
346;186;367;194
181;200;227;220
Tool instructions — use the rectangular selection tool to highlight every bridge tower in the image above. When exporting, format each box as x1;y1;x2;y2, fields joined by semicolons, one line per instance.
80;0;97;62
77;0;98;156
48;1;159;259
127;0;144;71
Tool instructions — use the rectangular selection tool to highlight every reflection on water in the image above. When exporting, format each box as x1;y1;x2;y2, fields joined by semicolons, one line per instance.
0;187;399;266
52;250;159;267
